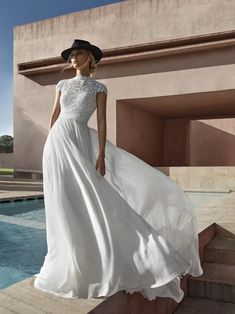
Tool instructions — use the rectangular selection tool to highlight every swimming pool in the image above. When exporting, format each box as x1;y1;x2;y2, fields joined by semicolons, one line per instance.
0;198;47;290
0;190;230;290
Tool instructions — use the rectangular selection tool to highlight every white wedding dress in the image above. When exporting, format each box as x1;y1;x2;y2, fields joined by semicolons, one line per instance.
33;74;203;303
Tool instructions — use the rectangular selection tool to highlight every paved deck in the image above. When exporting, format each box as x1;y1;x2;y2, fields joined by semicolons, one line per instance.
0;177;43;201
0;177;235;313
0;277;104;314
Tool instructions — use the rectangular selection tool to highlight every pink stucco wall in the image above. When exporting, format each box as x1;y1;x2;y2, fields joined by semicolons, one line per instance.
13;0;235;177
116;103;164;166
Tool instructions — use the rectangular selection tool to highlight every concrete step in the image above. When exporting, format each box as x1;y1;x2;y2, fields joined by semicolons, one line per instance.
0;179;43;185
174;297;235;314
188;262;235;303
0;184;43;192
204;236;235;265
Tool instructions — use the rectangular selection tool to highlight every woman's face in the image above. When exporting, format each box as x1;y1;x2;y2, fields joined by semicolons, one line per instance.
69;49;91;69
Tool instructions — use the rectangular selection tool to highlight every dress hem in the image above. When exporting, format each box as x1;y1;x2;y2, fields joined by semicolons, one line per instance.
33;265;200;303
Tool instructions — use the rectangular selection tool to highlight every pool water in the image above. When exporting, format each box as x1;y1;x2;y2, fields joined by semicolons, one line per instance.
0;190;230;290
0;200;45;223
0;199;47;290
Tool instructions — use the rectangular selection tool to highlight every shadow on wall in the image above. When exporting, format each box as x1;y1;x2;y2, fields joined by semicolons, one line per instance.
24;71;74;87
190;120;235;166
19;45;235;84
65;45;235;80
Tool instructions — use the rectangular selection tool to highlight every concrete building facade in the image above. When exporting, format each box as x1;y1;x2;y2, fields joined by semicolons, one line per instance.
13;0;235;189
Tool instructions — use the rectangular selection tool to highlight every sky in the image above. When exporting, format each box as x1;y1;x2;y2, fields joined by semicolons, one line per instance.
0;0;122;137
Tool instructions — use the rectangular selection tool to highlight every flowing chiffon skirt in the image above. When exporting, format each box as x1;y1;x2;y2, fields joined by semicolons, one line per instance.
33;114;203;302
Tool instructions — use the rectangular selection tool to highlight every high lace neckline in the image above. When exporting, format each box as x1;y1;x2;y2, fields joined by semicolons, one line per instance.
74;74;91;79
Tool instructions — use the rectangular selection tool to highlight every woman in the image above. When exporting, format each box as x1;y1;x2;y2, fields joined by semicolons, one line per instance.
33;39;203;302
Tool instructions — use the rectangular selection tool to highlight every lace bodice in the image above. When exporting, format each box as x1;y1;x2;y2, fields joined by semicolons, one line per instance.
55;74;108;123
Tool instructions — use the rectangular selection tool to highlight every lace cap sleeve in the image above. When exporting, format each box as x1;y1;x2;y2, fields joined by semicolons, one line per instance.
55;79;65;92
95;82;108;95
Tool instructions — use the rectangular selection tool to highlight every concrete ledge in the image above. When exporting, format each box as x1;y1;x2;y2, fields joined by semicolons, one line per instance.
0;277;104;314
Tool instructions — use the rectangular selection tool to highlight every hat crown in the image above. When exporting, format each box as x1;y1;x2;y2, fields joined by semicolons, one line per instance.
72;39;91;48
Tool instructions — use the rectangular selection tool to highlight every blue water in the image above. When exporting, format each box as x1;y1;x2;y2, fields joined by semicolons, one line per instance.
0;199;45;222
0;199;47;290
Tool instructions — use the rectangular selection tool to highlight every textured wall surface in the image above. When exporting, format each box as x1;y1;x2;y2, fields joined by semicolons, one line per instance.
13;0;235;176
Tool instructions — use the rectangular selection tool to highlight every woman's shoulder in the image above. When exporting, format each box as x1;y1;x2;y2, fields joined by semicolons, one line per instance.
55;79;67;91
92;79;108;94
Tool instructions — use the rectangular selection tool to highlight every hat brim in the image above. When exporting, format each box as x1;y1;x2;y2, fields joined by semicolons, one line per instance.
61;44;102;64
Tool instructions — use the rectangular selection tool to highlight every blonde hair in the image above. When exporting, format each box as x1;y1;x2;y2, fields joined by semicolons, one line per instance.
61;49;97;78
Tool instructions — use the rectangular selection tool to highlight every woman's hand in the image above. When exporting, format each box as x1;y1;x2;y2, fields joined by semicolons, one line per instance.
96;154;105;176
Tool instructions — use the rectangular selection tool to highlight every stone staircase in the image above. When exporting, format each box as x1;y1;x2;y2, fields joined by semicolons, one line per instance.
175;232;235;313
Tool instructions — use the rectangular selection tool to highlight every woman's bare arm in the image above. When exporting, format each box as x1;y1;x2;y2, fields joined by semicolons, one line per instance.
96;91;107;155
49;90;61;130
96;91;107;175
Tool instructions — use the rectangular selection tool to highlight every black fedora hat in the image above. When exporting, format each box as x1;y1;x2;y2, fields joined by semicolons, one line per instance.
61;39;103;64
